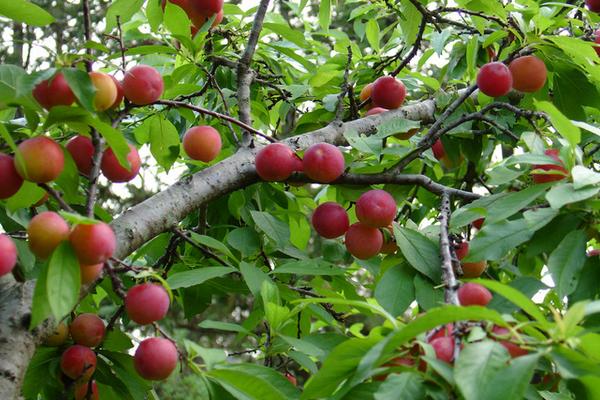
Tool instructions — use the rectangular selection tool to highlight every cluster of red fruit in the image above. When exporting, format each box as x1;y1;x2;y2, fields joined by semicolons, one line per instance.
476;55;547;97
45;282;175;399
162;0;224;33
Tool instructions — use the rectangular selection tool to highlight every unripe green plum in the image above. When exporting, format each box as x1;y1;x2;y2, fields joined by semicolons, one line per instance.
60;345;97;381
100;144;141;183
0;234;17;277
89;72;118;111
70;314;105;348
69;222;116;265
15;136;64;183
355;189;397;228
32;72;75;110
371;76;406;109
134;337;178;380
27;211;70;259
122;65;164;105
508;56;547;93
0;153;23;199
125;283;170;325
344;222;383;259
457;283;492;306
311;202;349;239
66;135;95;176
183;126;222;162
302;143;345;183
74;380;99;400
255;143;297;181
477;62;512;97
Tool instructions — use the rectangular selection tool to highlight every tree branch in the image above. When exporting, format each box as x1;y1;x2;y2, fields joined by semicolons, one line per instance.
439;192;459;305
38;184;75;213
237;0;271;145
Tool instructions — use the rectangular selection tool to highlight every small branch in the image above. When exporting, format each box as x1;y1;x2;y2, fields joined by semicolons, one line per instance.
37;184;75;212
85;131;103;217
155;100;274;142
334;47;353;122
103;260;126;298
287;172;480;200
228;348;261;357
82;0;92;72
116;16;126;72
439;192;459;305
389;17;427;77
105;305;124;332
237;0;271;145
436;7;509;28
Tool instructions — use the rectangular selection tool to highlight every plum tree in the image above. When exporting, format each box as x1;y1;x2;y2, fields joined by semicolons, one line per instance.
457;283;493;306
476;62;512;97
27;211;70;259
0;154;23;199
302;143;345;183
370;76;406;109
89;71;118;111
182;126;222;162
100;144;141;182
311;202;349;239
70;314;105;348
74;381;99;400
122;65;164;105
586;0;600;12
0;234;17;277
80;263;103;285
430;336;454;363
125;283;170;325
69;222;116;265
14;136;64;183
32;72;75;110
255;143;298;181
60;345;97;381
355;189;397;228
508;55;547;93
66;135;94;176
531;149;568;183
134;337;178;380
345;223;383;259
44;322;69;346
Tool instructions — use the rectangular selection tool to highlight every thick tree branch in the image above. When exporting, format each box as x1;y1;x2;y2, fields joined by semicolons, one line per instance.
237;0;271;145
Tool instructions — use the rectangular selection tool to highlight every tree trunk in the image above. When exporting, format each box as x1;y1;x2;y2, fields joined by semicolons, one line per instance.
0;98;437;399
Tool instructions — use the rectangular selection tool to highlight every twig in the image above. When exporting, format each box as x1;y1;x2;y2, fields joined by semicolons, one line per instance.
103;260;126;298
37;183;75;212
389;17;427;77
439;192;459;305
105;305;124;332
82;0;92;72
116;16;126;72
287;172;480;200
85;130;103;217
237;0;271;145
155;100;274;142
334;47;353;122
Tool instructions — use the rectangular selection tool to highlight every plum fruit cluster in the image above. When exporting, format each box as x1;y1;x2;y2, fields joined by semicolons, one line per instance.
476;55;547;97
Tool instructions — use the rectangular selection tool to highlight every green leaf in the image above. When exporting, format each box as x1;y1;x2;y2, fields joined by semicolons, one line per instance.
164;1;191;38
227;227;261;257
61;68;95;112
572;166;600;189
103;329;133;352
148;115;181;171
465;208;557;262
374;263;415;317
546;183;600;209
319;0;331;32
263;23;307;48
365;19;380;51
22;347;61;398
167;266;236;289
146;0;164;33
0;0;54;26
375;118;420;139
46;242;80;320
189;232;238;263
482;185;547;224
106;0;145;31
198;320;252;335
250;211;290;248
374;372;425;400
394;226;441;282
208;364;301;400
239;261;271;295
534;100;581;145
547;230;587;298
30;262;52;329
272;259;345;276
475;279;549;327
344;129;383;157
